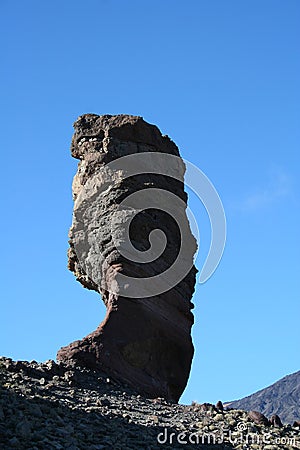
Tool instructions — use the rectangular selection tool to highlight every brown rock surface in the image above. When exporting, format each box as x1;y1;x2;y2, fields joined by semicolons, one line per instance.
57;114;197;402
248;410;270;426
216;400;224;411
270;414;283;428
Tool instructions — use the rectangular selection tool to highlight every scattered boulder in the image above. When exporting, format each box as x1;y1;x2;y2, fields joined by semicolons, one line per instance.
270;414;283;427
199;402;216;413
216;400;224;411
248;410;270;426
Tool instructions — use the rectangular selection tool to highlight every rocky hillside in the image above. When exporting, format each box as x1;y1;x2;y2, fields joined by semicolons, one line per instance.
226;371;300;425
1;357;299;450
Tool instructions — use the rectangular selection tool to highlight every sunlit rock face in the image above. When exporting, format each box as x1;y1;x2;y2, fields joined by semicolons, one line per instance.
57;114;197;402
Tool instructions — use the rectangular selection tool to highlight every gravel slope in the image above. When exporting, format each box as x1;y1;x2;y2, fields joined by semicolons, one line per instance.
0;357;299;450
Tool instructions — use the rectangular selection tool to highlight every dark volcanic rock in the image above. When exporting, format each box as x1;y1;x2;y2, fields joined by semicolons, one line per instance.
270;414;283;428
57;114;197;402
216;400;224;412
248;410;270;426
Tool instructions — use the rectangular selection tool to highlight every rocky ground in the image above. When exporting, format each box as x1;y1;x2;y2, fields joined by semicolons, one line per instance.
0;357;299;450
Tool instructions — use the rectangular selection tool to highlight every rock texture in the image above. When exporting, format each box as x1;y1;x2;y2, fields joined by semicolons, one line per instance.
57;114;197;402
1;357;299;450
225;371;300;425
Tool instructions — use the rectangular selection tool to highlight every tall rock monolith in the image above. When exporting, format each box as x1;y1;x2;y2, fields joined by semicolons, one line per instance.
57;114;197;402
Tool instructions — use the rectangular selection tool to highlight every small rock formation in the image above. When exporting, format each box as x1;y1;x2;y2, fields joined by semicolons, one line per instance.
270;414;283;428
216;400;224;412
57;114;197;402
248;410;270;426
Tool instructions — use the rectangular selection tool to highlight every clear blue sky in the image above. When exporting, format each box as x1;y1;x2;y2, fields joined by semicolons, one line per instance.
1;1;299;405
